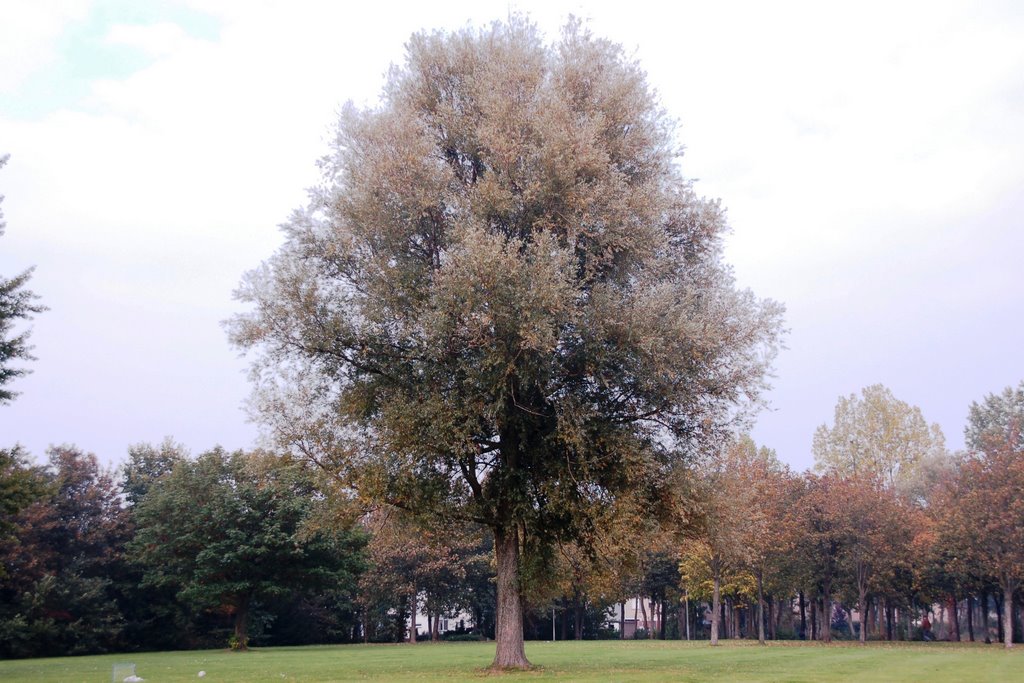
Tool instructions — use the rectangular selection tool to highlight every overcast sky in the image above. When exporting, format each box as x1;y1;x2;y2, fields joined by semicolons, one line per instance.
1;0;1022;472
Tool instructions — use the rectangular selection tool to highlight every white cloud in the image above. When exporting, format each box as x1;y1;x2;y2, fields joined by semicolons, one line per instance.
0;1;90;91
105;22;193;58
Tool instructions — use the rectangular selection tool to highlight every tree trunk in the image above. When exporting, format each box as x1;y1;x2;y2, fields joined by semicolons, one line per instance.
757;571;766;644
408;590;418;644
950;595;961;642
798;591;806;640
980;591;991;644
639;597;650;638
822;589;832;643
680;596;688;641
574;594;583;640
711;560;721;645
809;596;817;641
966;596;975;642
1003;581;1015;648
620;601;626;640
561;598;569;641
883;597;892;641
492;526;530;668
996;591;1005;644
858;587;867;644
233;595;250;651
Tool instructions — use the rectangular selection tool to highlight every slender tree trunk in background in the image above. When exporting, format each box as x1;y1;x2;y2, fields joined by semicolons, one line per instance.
757;572;766;644
847;608;855;639
362;609;369;644
492;526;529;668
660;600;667;640
1003;583;1015;648
858;588;868;644
639;597;650;637
809;597;817;641
620;601;626;640
966;596;975;642
1011;593;1019;647
680;596;688;641
561;598;569;641
770;599;779;640
574;594;583;640
408;590;418;644
711;566;721;645
981;591;991;644
822;589;833;643
996;591;1005;644
883;598;892;641
950;595;961;642
799;591;807;640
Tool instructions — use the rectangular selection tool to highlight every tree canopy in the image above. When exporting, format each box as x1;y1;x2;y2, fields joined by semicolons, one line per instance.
0;154;45;405
229;18;782;667
813;384;945;489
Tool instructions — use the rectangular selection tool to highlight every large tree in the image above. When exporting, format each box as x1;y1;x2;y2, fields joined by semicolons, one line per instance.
0;154;45;405
230;18;782;668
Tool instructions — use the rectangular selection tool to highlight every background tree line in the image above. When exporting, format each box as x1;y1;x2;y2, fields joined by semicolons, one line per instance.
2;380;1021;657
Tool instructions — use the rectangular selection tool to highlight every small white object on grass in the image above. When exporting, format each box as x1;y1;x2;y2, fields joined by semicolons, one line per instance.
123;676;144;683
198;671;206;678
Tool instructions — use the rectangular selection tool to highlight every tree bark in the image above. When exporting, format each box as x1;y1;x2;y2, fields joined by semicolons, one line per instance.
981;590;991;644
884;597;892;641
858;587;867;644
798;591;806;640
492;526;530;668
620;601;626;640
757;571;766;644
809;596;817;641
561;597;569;641
639;597;650;638
711;559;721;645
680;596;688;641
1003;580;1015;648
966;596;975;642
408;590;418;644
996;591;1005;644
822;588;832;643
660;600;667;640
950;595;961;642
574;594;583;640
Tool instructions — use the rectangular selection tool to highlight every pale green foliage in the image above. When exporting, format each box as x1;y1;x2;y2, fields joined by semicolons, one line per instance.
812;384;945;489
231;14;781;541
965;380;1024;453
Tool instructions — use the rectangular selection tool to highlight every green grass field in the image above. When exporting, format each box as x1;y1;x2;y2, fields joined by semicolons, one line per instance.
2;640;1022;683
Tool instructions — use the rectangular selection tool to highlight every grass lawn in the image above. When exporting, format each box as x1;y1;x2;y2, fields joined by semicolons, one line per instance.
1;639;1022;683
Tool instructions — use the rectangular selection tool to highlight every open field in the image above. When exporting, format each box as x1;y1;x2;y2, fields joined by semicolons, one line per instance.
2;640;1022;683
